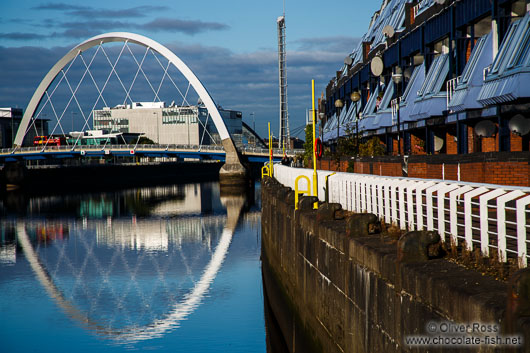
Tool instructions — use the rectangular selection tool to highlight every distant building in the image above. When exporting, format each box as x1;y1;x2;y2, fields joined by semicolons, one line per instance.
263;137;303;150
93;102;243;147
0;108;48;148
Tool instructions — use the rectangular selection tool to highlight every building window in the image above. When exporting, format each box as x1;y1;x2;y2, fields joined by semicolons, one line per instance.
509;21;530;68
490;21;519;74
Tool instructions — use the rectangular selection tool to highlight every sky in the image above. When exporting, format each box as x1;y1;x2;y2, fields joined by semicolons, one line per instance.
0;0;377;139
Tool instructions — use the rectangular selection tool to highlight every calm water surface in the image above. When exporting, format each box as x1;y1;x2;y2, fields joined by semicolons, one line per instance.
0;182;267;352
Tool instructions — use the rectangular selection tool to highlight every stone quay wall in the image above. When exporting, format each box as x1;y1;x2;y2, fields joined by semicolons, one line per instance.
261;177;530;353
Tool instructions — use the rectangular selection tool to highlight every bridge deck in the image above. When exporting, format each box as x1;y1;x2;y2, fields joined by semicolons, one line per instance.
0;145;302;163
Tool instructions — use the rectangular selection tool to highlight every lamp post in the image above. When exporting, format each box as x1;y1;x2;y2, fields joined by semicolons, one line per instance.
334;99;343;149
318;112;325;140
334;99;343;171
350;91;361;156
392;67;403;155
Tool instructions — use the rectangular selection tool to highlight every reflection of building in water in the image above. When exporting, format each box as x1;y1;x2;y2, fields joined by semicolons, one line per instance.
0;222;71;264
34;224;69;243
0;244;16;264
146;183;220;216
95;216;226;252
76;183;222;219
0;223;16;264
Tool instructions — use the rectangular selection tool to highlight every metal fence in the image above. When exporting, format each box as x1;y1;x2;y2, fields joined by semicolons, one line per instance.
273;165;530;267
0;145;303;157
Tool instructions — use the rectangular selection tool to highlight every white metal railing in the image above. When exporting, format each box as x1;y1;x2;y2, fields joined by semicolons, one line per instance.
391;97;401;124
273;165;530;267
446;76;460;111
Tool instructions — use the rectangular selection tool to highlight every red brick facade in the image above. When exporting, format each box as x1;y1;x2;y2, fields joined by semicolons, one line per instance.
313;153;530;187
446;131;458;154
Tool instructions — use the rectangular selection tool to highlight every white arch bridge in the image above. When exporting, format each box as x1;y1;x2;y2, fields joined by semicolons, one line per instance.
5;33;299;178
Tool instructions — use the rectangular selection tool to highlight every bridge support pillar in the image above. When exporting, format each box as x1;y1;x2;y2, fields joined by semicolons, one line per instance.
219;138;248;192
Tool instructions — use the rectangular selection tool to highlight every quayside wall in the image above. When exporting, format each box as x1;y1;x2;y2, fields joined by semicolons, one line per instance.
261;176;530;353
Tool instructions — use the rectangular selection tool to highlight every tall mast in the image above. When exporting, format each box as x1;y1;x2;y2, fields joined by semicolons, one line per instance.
277;11;289;151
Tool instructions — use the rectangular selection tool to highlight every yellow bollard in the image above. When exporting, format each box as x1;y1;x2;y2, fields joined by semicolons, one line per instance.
294;175;311;210
261;165;270;178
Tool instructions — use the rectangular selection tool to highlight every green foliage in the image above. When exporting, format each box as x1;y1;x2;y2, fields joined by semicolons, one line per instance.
303;124;313;167
336;123;359;157
359;136;385;157
137;136;155;144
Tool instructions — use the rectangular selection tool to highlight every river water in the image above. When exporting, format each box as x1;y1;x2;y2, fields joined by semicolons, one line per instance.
0;182;275;352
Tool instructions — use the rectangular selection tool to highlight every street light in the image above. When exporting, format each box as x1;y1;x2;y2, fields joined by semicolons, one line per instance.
334;99;343;147
350;91;361;155
392;67;403;155
334;99;343;171
318;112;325;140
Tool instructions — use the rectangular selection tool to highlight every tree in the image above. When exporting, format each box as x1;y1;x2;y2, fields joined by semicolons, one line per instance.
359;136;385;157
337;123;358;157
302;124;313;167
137;136;155;144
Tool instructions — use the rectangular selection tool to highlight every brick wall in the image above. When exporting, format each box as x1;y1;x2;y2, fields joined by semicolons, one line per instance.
468;126;475;153
392;137;401;156
511;132;523;152
314;152;530;187
481;136;497;152
446;131;458;154
410;133;426;155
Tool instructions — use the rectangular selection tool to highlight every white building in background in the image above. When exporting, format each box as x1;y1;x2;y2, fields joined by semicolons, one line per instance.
93;102;243;146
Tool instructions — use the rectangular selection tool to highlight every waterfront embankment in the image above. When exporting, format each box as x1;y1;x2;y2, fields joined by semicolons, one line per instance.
261;176;530;353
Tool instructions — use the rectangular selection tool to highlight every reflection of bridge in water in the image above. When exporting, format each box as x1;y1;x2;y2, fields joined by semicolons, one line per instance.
11;193;248;343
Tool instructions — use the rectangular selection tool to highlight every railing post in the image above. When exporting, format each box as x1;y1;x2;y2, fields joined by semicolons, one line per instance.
406;181;418;230
516;195;530;267
449;186;473;246
371;181;378;215
415;181;436;231
426;183;446;231
463;187;489;251
294;175;311;211
496;190;525;262
383;180;392;225
437;184;460;242
397;180;409;229
479;189;506;256
325;173;336;203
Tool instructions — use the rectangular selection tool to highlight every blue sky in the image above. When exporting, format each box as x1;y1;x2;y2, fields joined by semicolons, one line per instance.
0;0;376;138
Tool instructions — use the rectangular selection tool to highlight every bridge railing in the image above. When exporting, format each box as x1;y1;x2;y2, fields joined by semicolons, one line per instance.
0;145;303;156
273;165;530;267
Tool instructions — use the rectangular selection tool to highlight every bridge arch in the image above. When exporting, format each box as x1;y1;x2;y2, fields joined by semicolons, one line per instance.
14;32;231;147
15;194;245;342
